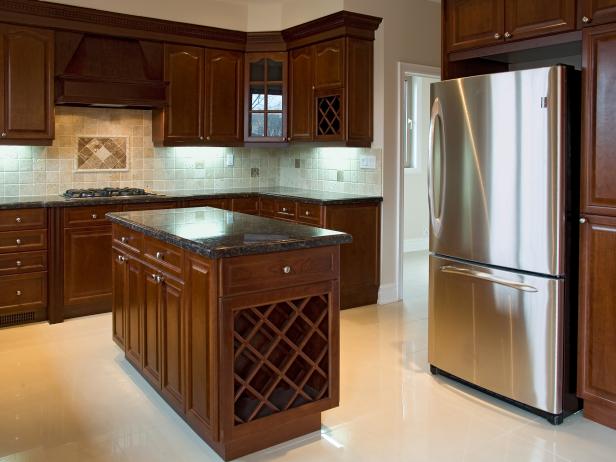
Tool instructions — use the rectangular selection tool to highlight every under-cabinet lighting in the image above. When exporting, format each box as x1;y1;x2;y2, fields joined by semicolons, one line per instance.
174;146;225;157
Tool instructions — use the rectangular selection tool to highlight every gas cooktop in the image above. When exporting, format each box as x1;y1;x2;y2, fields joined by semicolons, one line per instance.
63;187;155;199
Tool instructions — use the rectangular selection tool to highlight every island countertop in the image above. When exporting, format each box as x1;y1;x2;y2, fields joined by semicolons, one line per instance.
106;206;352;259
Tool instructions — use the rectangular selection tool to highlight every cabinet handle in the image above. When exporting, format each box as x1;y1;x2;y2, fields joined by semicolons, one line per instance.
16;290;22;296
504;32;512;39
117;255;127;263
579;217;587;224
206;136;211;141
282;137;287;141
91;214;98;219
199;136;204;140
155;251;164;260
582;16;591;24
15;238;21;245
305;210;310;216
120;236;128;244
494;33;501;39
15;217;22;223
16;260;22;267
311;86;315;90
288;137;292;141
1;132;6;137
282;207;288;213
282;266;292;274
153;274;165;284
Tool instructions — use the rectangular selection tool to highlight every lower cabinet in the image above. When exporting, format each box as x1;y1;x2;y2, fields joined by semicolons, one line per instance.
578;214;616;429
160;275;185;412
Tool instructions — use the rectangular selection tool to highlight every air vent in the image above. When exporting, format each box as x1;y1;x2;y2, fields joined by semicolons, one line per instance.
0;311;35;328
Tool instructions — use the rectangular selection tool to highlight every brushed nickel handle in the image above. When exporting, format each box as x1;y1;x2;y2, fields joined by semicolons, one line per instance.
504;32;512;39
120;236;128;244
16;290;22;296
91;214;98;219
15;217;22;223
282;266;291;274
440;266;538;293
155;251;164;260
494;33;501;39
582;16;591;24
117;255;127;263
579;217;587;224
16;260;22;267
15;238;21;245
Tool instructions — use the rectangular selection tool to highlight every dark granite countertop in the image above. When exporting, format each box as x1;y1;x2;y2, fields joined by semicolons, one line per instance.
106;207;352;259
0;187;382;210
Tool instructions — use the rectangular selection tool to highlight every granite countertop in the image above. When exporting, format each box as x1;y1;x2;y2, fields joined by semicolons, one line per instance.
106;207;352;258
0;187;382;210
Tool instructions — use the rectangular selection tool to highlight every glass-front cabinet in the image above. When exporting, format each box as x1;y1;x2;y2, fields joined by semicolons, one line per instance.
244;52;288;142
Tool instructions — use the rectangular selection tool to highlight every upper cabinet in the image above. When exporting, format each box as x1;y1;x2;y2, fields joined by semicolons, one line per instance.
445;0;576;52
245;52;287;143
580;0;616;27
0;24;54;145
289;47;314;142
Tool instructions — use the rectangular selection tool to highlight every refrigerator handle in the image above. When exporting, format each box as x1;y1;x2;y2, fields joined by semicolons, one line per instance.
428;97;445;236
440;266;539;293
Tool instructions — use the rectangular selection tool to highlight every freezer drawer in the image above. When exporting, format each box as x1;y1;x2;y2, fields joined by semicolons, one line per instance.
428;255;564;414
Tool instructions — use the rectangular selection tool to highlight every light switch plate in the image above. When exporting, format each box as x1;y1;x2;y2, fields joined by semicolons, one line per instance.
360;155;376;169
225;153;234;167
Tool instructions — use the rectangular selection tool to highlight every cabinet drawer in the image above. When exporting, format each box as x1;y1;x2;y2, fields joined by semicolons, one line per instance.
112;225;144;253
296;202;323;226
0;208;46;231
260;197;297;221
144;236;184;275
0;251;47;275
63;205;123;227
123;201;176;211
221;246;338;296
231;197;260;215
184;198;231;210
0;229;47;254
0;272;47;311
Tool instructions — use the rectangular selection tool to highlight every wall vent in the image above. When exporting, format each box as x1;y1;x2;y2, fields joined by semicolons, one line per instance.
0;311;35;328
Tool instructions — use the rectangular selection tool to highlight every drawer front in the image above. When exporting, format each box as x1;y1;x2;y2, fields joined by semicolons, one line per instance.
112;224;144;253
0;272;47;311
221;246;339;296
0;251;47;275
123;201;176;211
0;208;46;232
0;229;47;254
144;236;184;275
63;205;123;227
184;198;231;210
296;202;323;226
259;197;276;217
260;197;297;221
231;197;260;215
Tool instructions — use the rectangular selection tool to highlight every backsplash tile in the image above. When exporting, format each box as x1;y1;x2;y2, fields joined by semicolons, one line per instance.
0;107;382;197
77;136;128;171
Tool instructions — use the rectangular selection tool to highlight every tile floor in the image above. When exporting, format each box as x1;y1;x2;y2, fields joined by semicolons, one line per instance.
0;250;615;461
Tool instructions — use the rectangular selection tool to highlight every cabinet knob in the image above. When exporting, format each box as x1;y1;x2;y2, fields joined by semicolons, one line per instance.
206;136;211;141
120;236;128;244
504;32;512;39
199;136;204;140
282;207;288;213
153;274;164;283
91;214;98;219
15;217;22;223
288;137;292;141
155;251;165;260
311;86;315;90
16;290;22;296
282;265;291;274
305;210;310;216
494;33;501;39
15;238;21;245
117;255;127;263
16;260;22;267
582;16;591;24
579;217;587;224
1;132;6;137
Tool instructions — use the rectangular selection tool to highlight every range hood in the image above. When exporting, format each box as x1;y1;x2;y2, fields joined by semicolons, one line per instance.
55;32;167;108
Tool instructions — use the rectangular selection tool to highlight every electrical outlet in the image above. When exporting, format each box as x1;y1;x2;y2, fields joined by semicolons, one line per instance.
337;170;344;182
251;167;260;177
360;155;377;170
295;158;301;168
225;153;234;167
195;161;204;169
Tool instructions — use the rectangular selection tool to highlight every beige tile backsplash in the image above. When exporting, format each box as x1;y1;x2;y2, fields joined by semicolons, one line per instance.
0;107;382;197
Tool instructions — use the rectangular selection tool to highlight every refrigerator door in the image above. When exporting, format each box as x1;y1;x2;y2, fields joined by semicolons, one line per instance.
428;66;567;276
428;255;564;414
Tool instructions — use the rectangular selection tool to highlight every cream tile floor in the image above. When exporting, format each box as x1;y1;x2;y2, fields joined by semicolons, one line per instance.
1;250;615;461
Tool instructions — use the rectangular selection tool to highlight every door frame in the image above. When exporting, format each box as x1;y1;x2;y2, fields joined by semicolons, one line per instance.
395;62;440;302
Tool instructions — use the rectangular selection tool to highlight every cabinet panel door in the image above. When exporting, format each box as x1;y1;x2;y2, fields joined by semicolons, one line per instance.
206;49;243;144
289;47;314;141
505;0;575;41
63;226;113;306
161;276;185;412
346;38;373;146
314;39;344;89
1;25;54;141
125;257;144;368
581;0;616;27
578;215;616;409
582;24;616;216
163;44;204;143
111;248;126;349
445;0;505;52
143;272;161;387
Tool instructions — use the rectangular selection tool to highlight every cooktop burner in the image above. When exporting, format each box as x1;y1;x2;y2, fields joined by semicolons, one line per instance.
63;187;153;199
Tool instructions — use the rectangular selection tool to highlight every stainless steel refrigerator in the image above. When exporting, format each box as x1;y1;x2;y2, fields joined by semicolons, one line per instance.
427;65;581;424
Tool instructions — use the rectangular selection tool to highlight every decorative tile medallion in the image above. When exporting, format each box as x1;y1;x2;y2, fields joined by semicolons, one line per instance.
76;137;128;171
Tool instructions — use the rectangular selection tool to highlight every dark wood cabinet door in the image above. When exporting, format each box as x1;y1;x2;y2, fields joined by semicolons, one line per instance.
0;24;54;142
581;0;616;27
289;46;314;141
206;49;243;144
160;44;204;143
582;24;616;216
111;248;126;349
505;0;575;41
578;215;616;429
314;39;344;90
143;271;161;387
125;256;144;369
160;276;185;412
346;38;373;146
445;0;505;52
63;226;113;307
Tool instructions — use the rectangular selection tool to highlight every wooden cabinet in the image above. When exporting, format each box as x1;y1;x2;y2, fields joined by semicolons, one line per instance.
245;52;287;142
124;254;144;368
580;0;616;27
578;215;616;429
289;47;314;142
0;24;54;144
582;23;616;216
505;0;575;41
314;39;344;89
111;248;127;348
183;198;231;210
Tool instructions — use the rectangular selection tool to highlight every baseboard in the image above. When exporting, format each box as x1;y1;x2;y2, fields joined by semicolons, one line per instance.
378;283;399;305
404;238;428;253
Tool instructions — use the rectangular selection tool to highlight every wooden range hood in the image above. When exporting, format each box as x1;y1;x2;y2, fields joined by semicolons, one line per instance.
54;32;167;108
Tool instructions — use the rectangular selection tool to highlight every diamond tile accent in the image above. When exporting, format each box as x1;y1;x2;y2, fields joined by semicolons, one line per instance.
77;137;128;171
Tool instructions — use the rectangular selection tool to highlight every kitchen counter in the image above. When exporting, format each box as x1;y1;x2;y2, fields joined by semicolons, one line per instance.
106;206;352;258
0;187;382;209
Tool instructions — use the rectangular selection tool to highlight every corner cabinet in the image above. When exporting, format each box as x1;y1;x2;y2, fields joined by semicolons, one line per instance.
580;0;616;27
0;23;54;145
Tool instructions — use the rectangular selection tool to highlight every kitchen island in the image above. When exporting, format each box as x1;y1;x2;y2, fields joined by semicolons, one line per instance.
105;207;351;460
